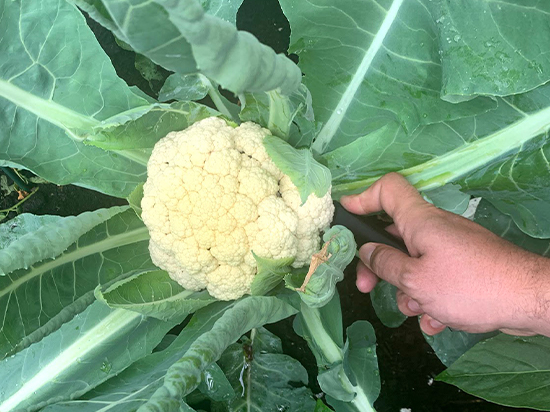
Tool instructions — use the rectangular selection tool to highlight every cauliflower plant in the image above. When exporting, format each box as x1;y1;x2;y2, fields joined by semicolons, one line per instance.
141;117;334;300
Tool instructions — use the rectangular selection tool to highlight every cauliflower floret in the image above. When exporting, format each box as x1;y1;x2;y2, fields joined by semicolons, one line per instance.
141;117;334;300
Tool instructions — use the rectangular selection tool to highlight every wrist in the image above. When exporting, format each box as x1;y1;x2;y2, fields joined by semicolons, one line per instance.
509;255;550;337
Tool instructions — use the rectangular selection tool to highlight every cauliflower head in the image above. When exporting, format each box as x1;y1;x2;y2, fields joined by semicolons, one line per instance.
141;117;334;300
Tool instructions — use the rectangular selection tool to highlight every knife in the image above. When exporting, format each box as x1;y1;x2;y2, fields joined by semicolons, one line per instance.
332;201;409;255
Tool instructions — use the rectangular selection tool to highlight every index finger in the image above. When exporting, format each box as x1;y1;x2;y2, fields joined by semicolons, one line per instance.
339;173;431;235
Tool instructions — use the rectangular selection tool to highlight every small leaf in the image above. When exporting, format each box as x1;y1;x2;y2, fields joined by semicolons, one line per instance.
250;253;294;296
263;135;331;203
159;73;210;102
370;281;407;328
127;183;144;218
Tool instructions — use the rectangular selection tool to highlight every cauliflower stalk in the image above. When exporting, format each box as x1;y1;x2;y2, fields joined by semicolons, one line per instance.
141;117;334;300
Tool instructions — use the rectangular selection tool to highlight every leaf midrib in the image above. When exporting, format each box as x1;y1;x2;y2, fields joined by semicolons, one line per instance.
0;226;150;300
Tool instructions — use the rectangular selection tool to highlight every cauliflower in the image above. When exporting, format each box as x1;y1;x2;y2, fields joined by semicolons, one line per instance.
141;117;334;300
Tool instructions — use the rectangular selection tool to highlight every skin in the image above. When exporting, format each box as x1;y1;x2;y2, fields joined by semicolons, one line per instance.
340;173;550;337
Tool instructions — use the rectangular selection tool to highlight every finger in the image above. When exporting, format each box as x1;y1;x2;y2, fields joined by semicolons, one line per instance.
385;223;402;239
396;290;423;316
359;242;414;289
419;314;446;335
356;260;378;293
339;174;428;228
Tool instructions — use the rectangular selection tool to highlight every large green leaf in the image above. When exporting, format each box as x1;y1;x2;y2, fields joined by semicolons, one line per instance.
217;327;316;412
0;301;183;412
327;85;550;237
39;301;235;412
141;296;298;411
72;0;245;74
97;270;216;321
0;0;153;196
0;208;125;276
0;208;153;359
437;334;550;410
433;1;550;102
279;0;497;153
425;329;498;368
79;0;300;96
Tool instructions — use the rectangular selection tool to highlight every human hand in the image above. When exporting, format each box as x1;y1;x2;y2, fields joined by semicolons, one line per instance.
340;173;550;337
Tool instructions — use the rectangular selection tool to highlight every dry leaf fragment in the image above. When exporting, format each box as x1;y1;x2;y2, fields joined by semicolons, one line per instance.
295;235;337;293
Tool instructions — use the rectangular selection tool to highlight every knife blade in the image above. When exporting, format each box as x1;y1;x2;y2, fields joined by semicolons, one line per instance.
332;201;409;255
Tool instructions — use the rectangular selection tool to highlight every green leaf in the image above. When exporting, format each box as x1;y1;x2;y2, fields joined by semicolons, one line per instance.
159;74;210;102
318;364;355;402
197;363;235;402
217;327;316;411
423;184;471;215
141;296;298;411
293;292;344;367
424;328;498;367
327;85;550;238
314;400;333;412
0;208;125;276
39;301;235;412
97;270;216;321
0;208;154;360
370;281;407;328
432;1;550;101
240;84;317;146
0;0;152;197
82;0;300;96
152;0;301;95
474;200;550;256
296;296;377;412
342;321;380;404
134;54;166;91
250;254;294;296
437;334;550;410
0;301;184;412
86;101;220;151
279;0;497;154
288;226;356;308
263;135;331;203
127;183;144;219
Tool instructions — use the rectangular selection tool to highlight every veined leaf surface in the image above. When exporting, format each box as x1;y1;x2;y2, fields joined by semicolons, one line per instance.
0;301;184;412
279;0;497;153
0;208;154;359
0;0;153;196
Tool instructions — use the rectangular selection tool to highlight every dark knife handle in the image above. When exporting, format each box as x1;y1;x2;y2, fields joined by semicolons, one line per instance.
333;201;409;255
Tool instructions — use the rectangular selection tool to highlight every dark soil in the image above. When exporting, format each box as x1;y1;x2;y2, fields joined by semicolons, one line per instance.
0;1;533;411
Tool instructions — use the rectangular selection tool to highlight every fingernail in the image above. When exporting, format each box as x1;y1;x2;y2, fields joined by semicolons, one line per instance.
407;299;421;312
430;319;444;329
359;243;376;268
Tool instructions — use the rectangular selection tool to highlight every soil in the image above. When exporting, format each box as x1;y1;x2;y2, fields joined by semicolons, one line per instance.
0;1;533;411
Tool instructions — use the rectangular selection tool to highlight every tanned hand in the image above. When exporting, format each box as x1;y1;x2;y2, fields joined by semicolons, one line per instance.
340;173;550;337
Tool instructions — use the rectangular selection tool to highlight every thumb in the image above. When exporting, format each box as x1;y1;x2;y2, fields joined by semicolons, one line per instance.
359;243;413;290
